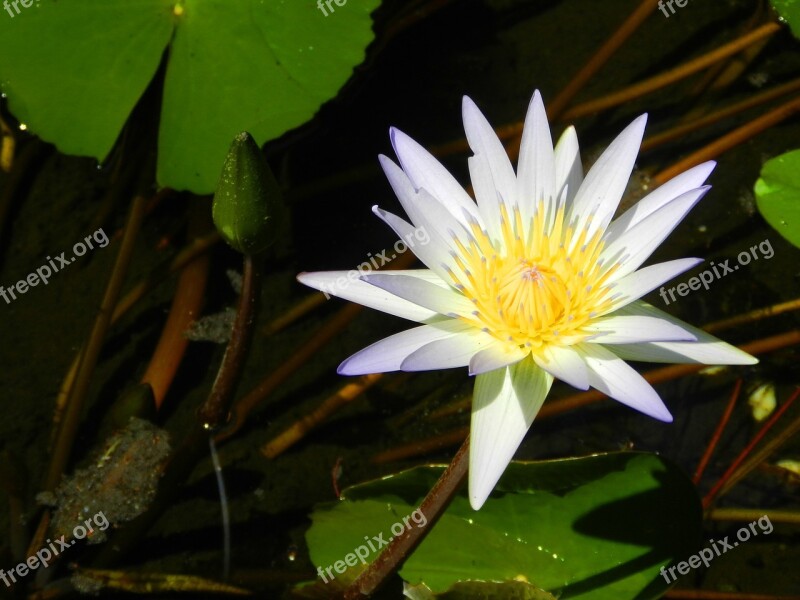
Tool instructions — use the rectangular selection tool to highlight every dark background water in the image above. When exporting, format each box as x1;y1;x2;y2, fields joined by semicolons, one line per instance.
1;0;798;597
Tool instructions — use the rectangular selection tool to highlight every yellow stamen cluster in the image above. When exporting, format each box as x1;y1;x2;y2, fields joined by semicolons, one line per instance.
447;202;618;351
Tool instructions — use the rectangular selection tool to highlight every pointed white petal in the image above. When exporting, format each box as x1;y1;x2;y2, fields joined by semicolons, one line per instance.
297;271;438;323
371;206;453;282
468;343;528;375
604;161;716;244
468;157;505;250
379;154;432;230
583;315;697;344
517;91;556;228
463;96;518;247
577;342;673;422
569;114;647;243
390;127;481;227
553;125;582;206
533;344;590;390
607;301;759;365
469;357;553;509
378;158;479;273
367;269;451;289
600;186;709;280
361;273;475;318
338;320;470;375
401;328;498;371
602;257;704;313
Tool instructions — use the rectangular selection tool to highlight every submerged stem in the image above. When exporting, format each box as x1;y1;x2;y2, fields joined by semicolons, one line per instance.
44;193;147;492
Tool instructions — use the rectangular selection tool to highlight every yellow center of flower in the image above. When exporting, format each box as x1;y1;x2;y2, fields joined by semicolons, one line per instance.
448;202;619;351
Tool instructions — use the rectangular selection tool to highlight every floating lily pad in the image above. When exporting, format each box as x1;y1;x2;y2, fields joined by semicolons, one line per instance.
306;452;702;599
0;0;380;193
771;0;800;39
755;149;800;248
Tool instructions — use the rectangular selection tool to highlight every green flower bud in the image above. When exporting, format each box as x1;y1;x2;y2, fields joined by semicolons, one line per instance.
212;132;283;254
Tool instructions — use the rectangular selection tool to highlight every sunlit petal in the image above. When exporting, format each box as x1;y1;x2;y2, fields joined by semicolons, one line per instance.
469;357;553;509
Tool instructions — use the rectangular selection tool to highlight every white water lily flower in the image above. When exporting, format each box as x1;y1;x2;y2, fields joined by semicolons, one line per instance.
297;90;757;510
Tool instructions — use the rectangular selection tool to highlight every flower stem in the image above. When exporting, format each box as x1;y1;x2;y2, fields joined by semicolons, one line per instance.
197;251;261;431
344;435;470;599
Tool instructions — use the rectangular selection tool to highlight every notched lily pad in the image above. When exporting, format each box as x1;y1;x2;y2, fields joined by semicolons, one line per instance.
306;452;702;600
0;0;381;193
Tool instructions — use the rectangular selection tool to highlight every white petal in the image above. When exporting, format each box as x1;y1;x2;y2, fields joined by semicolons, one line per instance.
371;206;453;282
602;257;704;313
366;269;451;289
390;127;481;227
517;91;556;228
377;173;491;294
604;161;716;245
553;125;582;207
583;315;697;344
600;186;709;280
401;328;497;371
569;114;647;244
469;357;553;509
577;342;673;422
297;271;438;323
468;344;528;375
379;155;478;262
463;96;517;246
533;344;590;390
379;154;432;230
361;273;475;318
338;320;470;375
607;301;758;365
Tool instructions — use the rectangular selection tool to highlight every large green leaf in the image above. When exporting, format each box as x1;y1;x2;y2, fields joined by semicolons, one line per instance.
306;453;702;599
771;0;800;39
0;0;380;193
755;149;800;248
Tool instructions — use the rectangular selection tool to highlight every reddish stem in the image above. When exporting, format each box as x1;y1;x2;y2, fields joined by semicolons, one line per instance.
703;387;800;508
693;379;742;484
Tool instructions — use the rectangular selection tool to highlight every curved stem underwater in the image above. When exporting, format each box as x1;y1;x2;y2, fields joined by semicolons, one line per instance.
344;436;471;599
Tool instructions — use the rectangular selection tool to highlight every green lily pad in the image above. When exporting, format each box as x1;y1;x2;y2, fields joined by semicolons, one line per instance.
755;149;800;248
306;452;702;599
0;0;380;193
771;0;800;39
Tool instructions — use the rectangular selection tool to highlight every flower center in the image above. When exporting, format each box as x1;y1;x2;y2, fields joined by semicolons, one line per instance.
448;202;618;350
